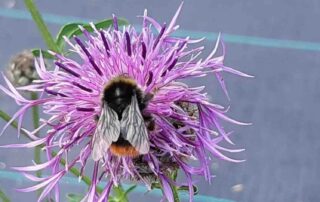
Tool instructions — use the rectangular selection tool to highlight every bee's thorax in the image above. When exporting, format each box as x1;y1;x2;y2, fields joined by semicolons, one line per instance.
103;76;144;119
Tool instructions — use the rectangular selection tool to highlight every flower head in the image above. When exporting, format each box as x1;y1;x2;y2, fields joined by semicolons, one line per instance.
0;3;251;202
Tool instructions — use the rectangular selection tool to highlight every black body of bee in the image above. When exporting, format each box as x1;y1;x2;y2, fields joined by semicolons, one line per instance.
101;76;154;156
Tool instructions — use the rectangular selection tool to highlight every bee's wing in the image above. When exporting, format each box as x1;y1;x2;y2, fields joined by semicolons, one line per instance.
92;104;120;161
121;95;150;154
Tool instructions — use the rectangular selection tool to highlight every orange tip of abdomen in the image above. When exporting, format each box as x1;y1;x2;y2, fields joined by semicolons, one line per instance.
110;144;140;157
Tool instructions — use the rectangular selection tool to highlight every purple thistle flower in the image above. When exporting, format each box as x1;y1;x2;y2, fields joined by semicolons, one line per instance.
0;3;252;202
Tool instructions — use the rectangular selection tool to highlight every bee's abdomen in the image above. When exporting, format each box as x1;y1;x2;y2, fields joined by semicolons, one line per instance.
110;144;139;157
110;136;139;157
113;136;132;146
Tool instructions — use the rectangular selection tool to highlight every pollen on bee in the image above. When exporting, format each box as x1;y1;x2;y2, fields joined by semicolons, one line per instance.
110;144;140;157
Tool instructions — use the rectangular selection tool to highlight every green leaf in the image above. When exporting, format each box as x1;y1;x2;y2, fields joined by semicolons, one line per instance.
113;185;129;202
108;198;117;202
177;185;199;195
151;182;161;189
66;193;84;202
55;18;129;51
124;184;137;195
0;188;10;202
24;0;60;53
55;22;85;51
31;49;54;59
70;18;128;37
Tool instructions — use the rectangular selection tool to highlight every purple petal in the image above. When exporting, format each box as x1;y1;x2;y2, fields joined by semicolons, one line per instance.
0;137;46;148
12;154;60;171
17;172;63;192
166;2;184;34
97;181;113;202
159;174;174;202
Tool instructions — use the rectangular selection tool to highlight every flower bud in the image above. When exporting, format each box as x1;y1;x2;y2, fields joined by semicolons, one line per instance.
7;50;39;86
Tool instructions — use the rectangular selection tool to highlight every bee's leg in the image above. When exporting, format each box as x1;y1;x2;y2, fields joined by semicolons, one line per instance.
139;93;154;110
147;119;155;131
141;92;155;130
143;113;155;131
94;114;99;122
143;93;154;103
142;112;152;121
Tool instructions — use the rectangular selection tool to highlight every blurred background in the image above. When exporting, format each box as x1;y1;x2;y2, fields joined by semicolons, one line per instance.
0;0;319;202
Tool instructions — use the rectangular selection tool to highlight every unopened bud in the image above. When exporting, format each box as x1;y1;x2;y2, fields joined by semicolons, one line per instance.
7;50;39;86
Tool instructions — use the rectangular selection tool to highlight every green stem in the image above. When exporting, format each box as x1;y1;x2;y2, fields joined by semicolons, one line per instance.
0;110;18;129
171;185;180;202
24;0;60;53
0;110;100;193
31;92;41;179
157;180;180;202
170;170;180;202
31;92;40;129
0;188;10;202
34;145;41;178
30;92;42;198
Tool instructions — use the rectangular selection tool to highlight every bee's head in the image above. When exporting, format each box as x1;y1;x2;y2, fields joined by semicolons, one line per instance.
103;76;151;119
103;83;135;117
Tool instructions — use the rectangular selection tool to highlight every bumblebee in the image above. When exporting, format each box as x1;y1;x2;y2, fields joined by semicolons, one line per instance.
92;76;154;161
